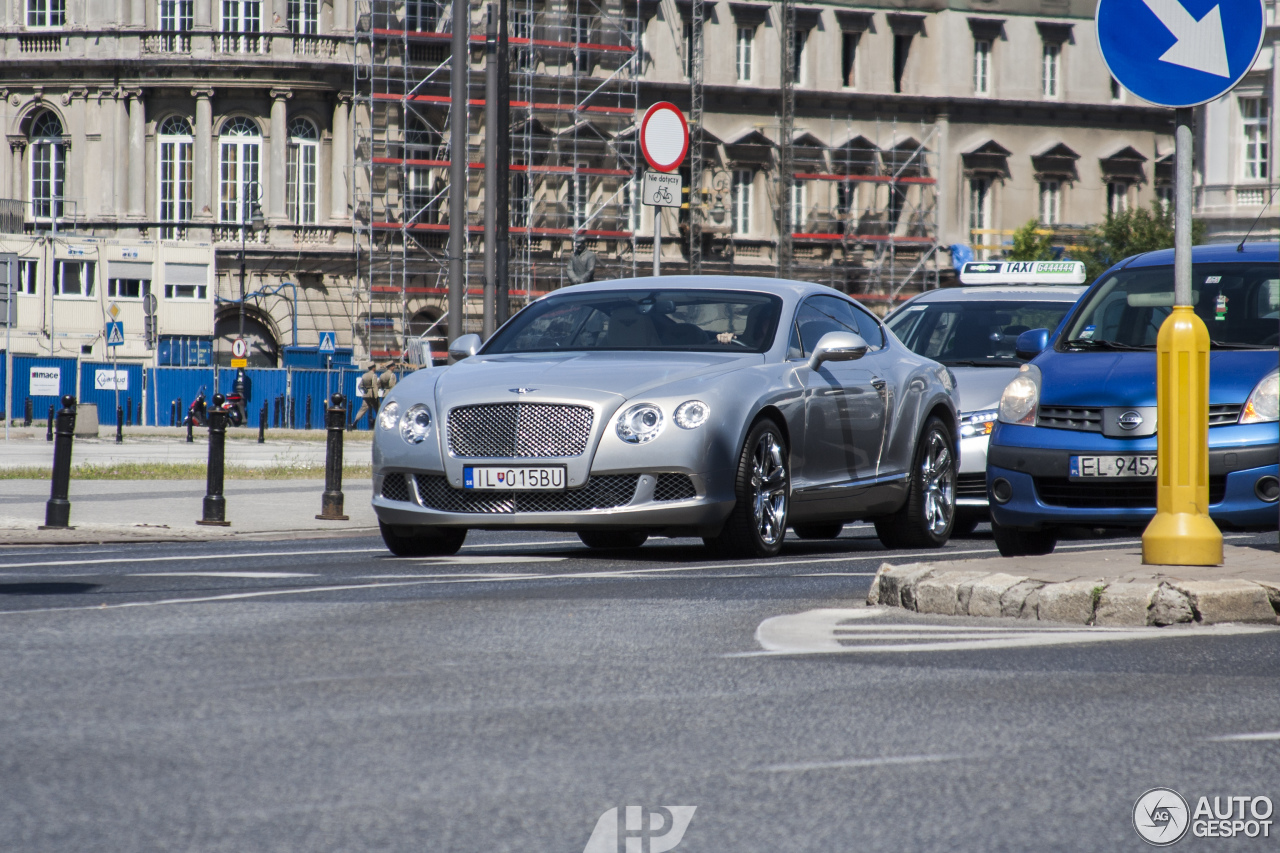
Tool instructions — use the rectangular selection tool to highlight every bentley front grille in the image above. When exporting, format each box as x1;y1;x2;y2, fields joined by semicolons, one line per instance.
414;474;639;514
447;403;594;458
380;473;412;502
653;474;697;502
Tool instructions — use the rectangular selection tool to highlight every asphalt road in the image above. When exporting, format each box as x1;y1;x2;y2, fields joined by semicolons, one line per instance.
1;525;1277;852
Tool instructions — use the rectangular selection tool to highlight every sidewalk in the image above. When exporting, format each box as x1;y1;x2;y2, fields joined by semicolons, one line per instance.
0;479;377;544
868;541;1280;627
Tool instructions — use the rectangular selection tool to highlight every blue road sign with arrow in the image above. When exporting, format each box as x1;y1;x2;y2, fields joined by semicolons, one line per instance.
1097;0;1265;107
105;321;124;347
318;331;336;353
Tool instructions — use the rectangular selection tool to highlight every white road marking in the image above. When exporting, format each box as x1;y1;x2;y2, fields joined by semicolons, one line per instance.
0;547;387;571
763;754;968;773
130;571;320;579
1207;732;1280;742
741;608;1278;656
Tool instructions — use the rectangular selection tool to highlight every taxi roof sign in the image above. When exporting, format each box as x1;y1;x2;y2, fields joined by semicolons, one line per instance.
959;260;1087;286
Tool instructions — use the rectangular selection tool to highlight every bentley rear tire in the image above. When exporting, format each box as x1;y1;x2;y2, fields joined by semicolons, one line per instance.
873;417;956;550
703;418;790;559
578;530;649;550
379;521;467;557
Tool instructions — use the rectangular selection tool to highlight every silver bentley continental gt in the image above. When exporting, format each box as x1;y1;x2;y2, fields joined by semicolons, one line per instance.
372;277;959;558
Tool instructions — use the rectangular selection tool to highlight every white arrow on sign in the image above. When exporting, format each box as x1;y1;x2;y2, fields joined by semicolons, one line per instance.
1142;0;1229;78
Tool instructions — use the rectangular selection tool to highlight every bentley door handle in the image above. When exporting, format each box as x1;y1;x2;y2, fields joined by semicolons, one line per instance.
871;378;886;391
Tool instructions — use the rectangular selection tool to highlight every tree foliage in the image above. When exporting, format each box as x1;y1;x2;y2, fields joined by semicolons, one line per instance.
1006;220;1056;262
1075;202;1207;282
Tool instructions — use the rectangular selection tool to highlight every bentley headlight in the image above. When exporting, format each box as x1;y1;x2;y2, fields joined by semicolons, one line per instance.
399;404;432;444
1241;368;1279;424
674;400;710;430
616;403;664;444
378;400;400;431
960;409;999;438
998;364;1041;426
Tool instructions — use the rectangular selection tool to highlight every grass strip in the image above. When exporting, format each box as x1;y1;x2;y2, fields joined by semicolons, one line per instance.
0;462;373;481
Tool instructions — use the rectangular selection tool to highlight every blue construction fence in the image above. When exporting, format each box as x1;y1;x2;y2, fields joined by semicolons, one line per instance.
2;355;409;429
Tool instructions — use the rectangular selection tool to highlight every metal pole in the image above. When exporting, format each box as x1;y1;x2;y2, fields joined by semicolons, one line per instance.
448;0;469;343
4;255;11;443
653;208;661;276
482;5;498;339
239;217;246;341
495;0;510;325
40;395;76;529
1173;109;1193;308
317;393;349;520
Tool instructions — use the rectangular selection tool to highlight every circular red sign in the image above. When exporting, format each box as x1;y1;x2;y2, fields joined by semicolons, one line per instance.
639;102;689;173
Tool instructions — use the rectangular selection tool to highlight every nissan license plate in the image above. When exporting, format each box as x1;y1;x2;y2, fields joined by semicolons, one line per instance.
1069;455;1157;478
463;466;566;491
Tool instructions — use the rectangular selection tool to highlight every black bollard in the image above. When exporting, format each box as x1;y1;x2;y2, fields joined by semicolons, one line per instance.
24;397;32;427
115;406;124;444
197;395;231;526
137;400;142;427
40;395;77;529
273;395;282;429
305;394;312;430
126;396;133;427
46;404;54;441
317;393;349;520
186;409;194;443
258;402;267;444
170;400;176;427
177;397;184;429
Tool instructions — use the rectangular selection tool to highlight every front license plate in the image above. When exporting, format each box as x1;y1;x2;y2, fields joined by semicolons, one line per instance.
463;465;566;491
1069;455;1158;478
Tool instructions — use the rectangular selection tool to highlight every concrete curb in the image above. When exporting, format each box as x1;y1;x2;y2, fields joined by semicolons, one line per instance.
866;563;1280;627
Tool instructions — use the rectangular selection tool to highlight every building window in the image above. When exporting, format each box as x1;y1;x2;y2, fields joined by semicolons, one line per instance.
511;11;533;71
973;39;991;95
893;34;911;94
969;177;992;258
792;29;807;85
285;117;318;225
1042;43;1060;98
573;15;591;73
53;260;95;297
405;168;441;224
28;110;64;224
841;32;859;87
730;169;752;236
1110;77;1122;102
26;0;64;27
683;20;693;78
165;283;207;299
18;260;38;294
160;0;193;32
287;0;317;34
736;26;754;83
512;170;530;227
836;181;857;220
623;177;639;233
1038;180;1061;225
108;279;149;299
1107;181;1130;214
406;0;439;31
789;182;806;232
1241;96;1270;180
158;116;193;240
218;116;262;224
219;0;263;52
1155;184;1173;210
569;170;590;231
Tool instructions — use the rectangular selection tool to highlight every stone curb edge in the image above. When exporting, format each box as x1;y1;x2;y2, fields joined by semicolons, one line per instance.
866;563;1280;627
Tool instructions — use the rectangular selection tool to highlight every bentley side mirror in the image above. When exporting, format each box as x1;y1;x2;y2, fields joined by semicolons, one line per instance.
1014;328;1051;361
448;333;482;361
809;331;868;369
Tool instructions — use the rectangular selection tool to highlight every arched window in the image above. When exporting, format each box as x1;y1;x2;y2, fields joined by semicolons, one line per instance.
158;116;193;239
285;117;318;225
29;110;64;223
218;116;261;224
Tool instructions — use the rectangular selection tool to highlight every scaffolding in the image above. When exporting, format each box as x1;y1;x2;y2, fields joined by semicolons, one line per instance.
354;0;641;362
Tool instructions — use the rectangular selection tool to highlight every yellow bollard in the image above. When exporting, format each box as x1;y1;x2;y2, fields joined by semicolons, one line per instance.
1142;305;1223;565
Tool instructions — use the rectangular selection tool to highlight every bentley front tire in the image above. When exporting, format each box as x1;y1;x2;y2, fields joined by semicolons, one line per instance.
379;521;467;557
578;530;649;550
873;417;956;550
704;418;790;559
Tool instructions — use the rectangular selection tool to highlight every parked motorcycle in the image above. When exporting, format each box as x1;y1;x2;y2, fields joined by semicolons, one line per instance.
184;388;243;428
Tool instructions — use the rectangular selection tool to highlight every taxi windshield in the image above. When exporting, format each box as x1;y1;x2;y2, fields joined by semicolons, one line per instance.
888;299;1076;366
1062;264;1280;350
484;290;783;353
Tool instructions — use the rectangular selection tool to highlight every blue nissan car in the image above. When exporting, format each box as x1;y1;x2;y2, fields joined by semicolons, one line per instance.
987;242;1279;556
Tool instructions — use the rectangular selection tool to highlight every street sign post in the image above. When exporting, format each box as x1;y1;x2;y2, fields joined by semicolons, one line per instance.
105;321;124;347
639;102;689;277
231;336;248;368
1097;0;1265;566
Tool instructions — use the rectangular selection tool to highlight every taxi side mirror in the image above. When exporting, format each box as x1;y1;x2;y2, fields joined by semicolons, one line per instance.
1015;328;1050;361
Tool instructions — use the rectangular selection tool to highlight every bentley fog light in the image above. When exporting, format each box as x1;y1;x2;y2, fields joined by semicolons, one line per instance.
998;364;1041;426
960;409;999;438
616;403;664;444
378;400;400;431
674;400;710;430
1240;368;1279;424
399;404;432;444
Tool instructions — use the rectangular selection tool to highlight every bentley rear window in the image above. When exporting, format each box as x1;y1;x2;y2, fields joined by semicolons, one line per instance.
484;290;783;353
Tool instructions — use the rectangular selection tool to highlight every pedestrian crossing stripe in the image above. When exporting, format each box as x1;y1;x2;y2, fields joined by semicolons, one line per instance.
318;332;336;352
105;321;124;346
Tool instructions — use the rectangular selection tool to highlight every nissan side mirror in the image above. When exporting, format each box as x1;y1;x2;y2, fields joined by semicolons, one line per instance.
447;333;482;361
1015;328;1051;361
809;331;868;369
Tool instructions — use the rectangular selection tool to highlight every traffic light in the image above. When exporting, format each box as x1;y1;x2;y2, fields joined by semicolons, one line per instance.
143;291;158;349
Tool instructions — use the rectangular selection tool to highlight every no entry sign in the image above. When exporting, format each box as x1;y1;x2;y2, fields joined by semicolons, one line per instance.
639;102;688;173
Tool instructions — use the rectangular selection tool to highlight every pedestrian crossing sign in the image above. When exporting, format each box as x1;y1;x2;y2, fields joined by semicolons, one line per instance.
105;321;124;347
318;332;336;353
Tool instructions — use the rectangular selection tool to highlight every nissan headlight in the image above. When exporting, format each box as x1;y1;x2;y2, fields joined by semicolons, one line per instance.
998;364;1041;426
399;404;432;444
1241;368;1279;424
674;400;710;430
960;409;999;438
616;403;664;444
378;400;400;431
